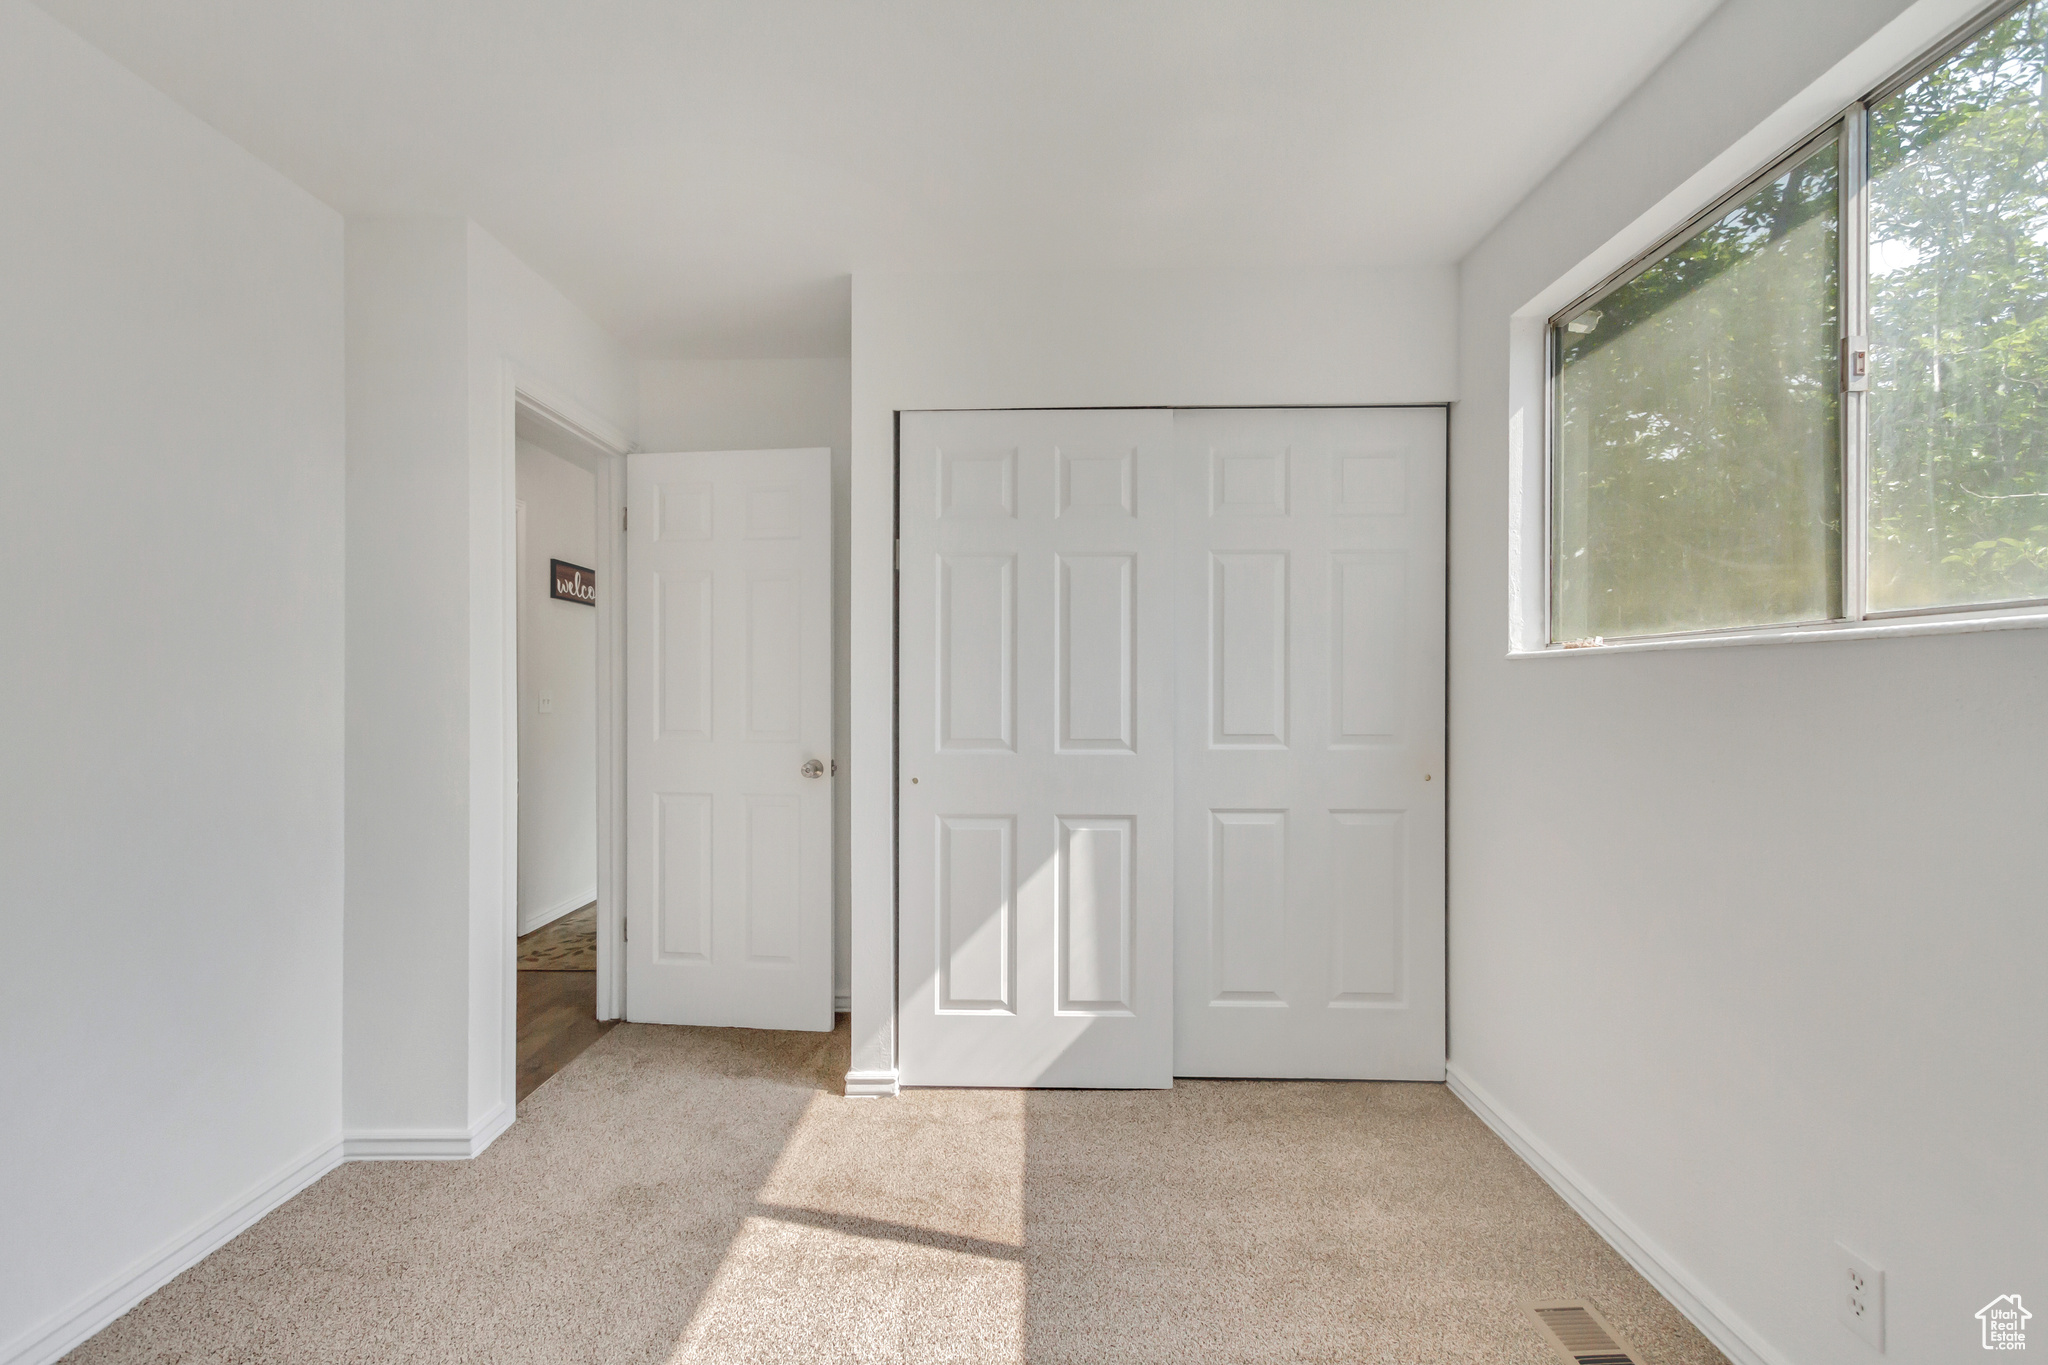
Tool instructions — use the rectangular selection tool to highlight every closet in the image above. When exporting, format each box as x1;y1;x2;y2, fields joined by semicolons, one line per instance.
897;407;1445;1086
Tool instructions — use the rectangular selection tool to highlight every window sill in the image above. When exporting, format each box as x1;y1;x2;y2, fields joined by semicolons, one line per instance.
1507;605;2048;659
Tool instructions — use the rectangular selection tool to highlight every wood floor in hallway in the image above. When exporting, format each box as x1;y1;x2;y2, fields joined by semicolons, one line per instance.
517;905;615;1102
517;966;616;1102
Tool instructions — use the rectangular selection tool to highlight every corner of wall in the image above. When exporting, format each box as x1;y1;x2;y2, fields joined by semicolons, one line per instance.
343;213;638;1143
1447;3;2044;1362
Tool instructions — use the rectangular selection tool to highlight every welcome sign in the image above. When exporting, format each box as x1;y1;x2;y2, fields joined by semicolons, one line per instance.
550;559;596;606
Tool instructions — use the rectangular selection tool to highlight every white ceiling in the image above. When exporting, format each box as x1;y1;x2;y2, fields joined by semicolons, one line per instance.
34;0;1722;357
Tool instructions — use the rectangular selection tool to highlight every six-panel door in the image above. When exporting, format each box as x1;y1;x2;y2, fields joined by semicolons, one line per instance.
624;447;833;1030
897;409;1178;1087
1171;408;1446;1080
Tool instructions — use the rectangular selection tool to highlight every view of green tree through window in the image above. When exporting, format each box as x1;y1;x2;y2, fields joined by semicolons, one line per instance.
1869;0;2048;612
1549;0;2048;644
1552;139;1840;641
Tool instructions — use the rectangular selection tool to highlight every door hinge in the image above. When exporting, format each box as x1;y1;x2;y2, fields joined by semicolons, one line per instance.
622;506;629;531
621;918;627;942
1841;335;1869;393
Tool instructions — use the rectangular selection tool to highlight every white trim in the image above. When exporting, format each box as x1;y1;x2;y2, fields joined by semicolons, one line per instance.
10;1105;521;1361
1445;1063;1788;1365
343;1100;514;1162
505;367;636;1069
490;362;521;1178
843;1068;900;1099
596;450;628;1021
517;889;596;937
0;1137;343;1365
1508;604;2048;659
834;992;851;1014
514;372;635;459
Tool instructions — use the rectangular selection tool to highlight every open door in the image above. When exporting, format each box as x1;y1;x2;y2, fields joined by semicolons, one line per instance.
625;447;833;1030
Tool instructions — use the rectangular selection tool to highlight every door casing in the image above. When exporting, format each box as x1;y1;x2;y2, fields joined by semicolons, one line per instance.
499;375;635;1131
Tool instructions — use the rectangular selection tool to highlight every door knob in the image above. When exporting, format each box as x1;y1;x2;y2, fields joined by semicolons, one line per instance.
801;759;825;779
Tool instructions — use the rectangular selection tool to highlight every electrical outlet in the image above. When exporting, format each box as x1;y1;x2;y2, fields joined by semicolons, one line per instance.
538;688;554;714
1836;1242;1884;1351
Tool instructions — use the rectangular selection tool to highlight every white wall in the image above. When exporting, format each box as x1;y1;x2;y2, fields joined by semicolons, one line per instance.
847;267;1458;1086
343;217;474;1139
345;217;635;1145
1452;2;2048;1363
465;224;638;1117
516;441;598;933
0;2;346;1359
637;356;854;1005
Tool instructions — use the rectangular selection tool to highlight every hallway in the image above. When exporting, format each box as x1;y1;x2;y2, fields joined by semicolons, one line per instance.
516;904;615;1102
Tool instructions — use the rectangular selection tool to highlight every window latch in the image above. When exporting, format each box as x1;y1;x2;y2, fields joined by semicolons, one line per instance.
1842;336;1869;393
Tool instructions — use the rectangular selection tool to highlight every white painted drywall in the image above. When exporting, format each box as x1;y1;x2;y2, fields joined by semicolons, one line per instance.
516;442;598;933
848;267;1458;1084
343;217;475;1140
637;357;854;1005
345;217;635;1142
0;1;345;1358
1453;1;2048;1362
465;224;636;1119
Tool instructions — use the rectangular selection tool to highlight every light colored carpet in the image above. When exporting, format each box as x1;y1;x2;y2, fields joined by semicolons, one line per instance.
516;902;597;971
66;1021;1728;1364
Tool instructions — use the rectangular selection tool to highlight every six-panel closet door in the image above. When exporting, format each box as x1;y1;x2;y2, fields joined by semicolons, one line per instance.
897;409;1178;1087
1171;408;1445;1080
895;407;1445;1086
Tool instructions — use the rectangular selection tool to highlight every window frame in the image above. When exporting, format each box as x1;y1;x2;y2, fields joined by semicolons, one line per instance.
1536;0;2048;652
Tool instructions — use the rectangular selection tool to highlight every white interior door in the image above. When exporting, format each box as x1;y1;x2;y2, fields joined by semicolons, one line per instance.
1172;408;1445;1079
898;409;1177;1087
625;447;833;1030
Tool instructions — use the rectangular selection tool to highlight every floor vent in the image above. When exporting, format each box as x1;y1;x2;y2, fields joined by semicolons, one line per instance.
1523;1300;1646;1365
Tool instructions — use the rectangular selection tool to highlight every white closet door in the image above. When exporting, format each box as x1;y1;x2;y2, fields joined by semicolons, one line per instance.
1172;408;1445;1079
898;409;1176;1087
625;447;833;1030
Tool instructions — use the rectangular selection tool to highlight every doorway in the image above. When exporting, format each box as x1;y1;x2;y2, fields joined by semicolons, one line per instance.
895;406;1447;1087
513;401;620;1098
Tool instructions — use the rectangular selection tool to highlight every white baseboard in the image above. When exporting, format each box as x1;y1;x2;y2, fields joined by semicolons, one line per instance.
517;890;595;937
834;992;850;1014
1445;1062;1787;1365
843;1068;899;1098
343;1100;513;1161
11;1102;523;1364
0;1136;344;1365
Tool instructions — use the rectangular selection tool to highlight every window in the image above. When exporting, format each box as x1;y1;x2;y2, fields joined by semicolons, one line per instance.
1553;137;1841;640
1549;0;2048;643
1869;2;2048;611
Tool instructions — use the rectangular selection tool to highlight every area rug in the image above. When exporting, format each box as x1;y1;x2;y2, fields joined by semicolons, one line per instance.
516;902;597;970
